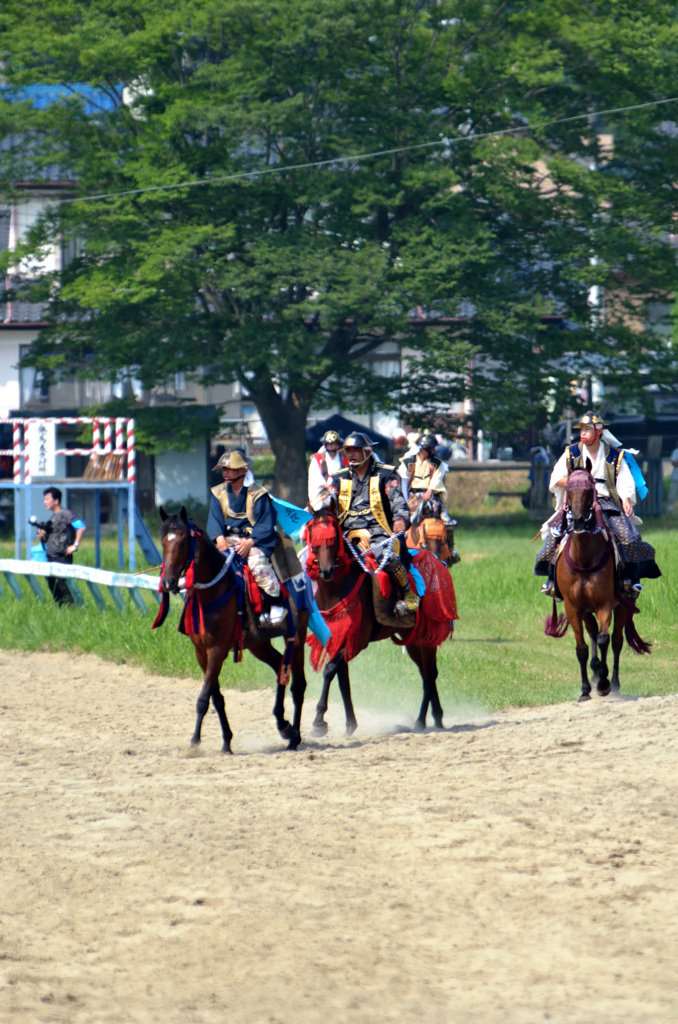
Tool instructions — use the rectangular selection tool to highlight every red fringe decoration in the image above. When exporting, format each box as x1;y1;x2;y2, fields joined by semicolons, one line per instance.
394;550;459;648
544;598;569;638
243;564;263;612
306;574;367;671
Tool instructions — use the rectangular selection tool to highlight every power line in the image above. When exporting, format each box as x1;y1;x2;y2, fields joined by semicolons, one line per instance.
54;95;678;205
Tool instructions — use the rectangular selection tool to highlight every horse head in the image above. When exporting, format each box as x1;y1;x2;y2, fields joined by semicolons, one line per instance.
307;509;343;582
159;505;195;593
565;470;597;532
418;517;451;562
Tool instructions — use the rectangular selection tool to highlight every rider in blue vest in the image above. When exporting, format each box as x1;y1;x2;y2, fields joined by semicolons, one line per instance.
207;449;286;628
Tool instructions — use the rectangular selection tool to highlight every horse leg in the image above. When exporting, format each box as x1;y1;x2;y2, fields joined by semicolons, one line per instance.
191;642;233;752
593;607;613;696
569;615;591;703
583;612;600;680
286;625;308;751
407;646;443;731
312;653;342;736
249;641;298;745
336;657;358;736
610;607;626;694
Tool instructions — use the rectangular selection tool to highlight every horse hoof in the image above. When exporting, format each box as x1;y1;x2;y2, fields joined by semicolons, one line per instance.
433;719;445;731
311;722;328;737
286;733;301;751
597;684;611;697
277;721;293;740
221;744;233;755
345;721;358;737
413;719;427;733
577;694;592;703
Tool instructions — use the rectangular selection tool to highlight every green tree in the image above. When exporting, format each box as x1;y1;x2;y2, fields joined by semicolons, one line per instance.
1;0;678;503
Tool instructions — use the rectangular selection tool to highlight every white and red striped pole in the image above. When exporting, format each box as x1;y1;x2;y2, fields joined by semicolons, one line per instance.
127;418;136;483
24;419;32;484
93;418;101;455
13;422;21;485
104;418;113;454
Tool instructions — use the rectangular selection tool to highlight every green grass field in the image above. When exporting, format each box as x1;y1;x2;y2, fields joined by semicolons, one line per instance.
1;517;675;719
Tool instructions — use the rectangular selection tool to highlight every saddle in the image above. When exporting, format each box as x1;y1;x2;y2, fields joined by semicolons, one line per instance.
345;529;416;631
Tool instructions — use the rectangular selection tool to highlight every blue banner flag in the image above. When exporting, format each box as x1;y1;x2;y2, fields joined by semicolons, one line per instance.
623;451;648;502
270;495;313;541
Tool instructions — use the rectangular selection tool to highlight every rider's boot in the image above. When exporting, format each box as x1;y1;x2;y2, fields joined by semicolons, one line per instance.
446;525;461;564
258;602;288;629
540;563;562;601
388;561;420;618
621;577;643;600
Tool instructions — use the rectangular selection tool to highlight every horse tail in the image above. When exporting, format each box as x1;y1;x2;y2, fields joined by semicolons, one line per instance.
544;599;569;638
624;615;652;655
616;591;652;655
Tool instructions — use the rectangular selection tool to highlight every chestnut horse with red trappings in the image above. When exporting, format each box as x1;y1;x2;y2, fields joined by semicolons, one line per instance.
545;470;651;702
305;509;457;735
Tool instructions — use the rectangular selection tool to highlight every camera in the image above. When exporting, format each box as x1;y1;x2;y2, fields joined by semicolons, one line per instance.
29;515;52;534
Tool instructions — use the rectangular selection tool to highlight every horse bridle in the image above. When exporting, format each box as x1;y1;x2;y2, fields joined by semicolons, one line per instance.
163;520;232;591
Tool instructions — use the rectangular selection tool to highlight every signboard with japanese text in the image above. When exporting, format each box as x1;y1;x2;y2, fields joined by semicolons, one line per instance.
25;420;56;478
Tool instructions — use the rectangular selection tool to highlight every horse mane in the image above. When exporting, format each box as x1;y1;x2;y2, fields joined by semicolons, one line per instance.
160;513;190;540
565;469;607;532
566;468;596;492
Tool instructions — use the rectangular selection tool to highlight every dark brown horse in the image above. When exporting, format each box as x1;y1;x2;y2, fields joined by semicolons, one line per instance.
157;507;307;752
306;509;453;735
547;470;650;701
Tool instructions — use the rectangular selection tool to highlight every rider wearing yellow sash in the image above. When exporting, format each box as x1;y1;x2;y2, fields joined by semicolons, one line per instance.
328;432;419;618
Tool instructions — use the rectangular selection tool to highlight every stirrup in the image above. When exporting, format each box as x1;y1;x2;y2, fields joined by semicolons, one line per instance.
622;579;643;599
541;580;562;602
394;591;419;617
258;605;288;628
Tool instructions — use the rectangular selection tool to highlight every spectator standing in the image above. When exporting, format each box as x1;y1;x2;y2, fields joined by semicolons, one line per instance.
38;486;86;606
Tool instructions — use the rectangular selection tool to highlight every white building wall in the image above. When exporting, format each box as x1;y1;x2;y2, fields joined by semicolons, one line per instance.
154;440;209;509
8;196;61;276
0;331;29;416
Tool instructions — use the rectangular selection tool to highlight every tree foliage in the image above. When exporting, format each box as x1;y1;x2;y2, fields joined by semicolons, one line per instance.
1;0;678;500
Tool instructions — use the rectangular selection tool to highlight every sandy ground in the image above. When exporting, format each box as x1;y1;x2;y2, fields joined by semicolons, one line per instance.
1;650;678;1024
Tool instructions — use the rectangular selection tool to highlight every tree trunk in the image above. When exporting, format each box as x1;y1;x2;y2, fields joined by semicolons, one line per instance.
250;383;310;508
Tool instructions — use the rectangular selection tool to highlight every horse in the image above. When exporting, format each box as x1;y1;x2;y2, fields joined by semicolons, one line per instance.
156;507;307;752
305;509;456;736
546;469;651;702
406;497;459;567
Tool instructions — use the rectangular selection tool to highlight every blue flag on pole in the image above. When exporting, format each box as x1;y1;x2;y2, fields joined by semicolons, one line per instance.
270;495;313;541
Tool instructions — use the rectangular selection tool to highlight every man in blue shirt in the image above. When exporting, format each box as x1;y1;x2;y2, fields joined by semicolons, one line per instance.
207;449;285;627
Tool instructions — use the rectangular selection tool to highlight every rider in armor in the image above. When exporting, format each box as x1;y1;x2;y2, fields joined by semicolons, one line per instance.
207;449;286;628
399;432;454;548
328;432;419;618
308;430;348;511
534;412;661;600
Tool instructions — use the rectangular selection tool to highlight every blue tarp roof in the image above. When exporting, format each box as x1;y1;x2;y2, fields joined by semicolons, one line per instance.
2;84;119;113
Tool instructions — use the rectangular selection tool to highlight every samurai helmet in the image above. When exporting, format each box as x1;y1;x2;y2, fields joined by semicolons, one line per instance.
321;430;342;446
212;448;253;471
572;412;608;431
342;432;375;467
417;432;437;449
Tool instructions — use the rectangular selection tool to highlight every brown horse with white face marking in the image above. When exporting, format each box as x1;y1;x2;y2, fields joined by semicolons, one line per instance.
157;507;307;752
547;470;650;701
